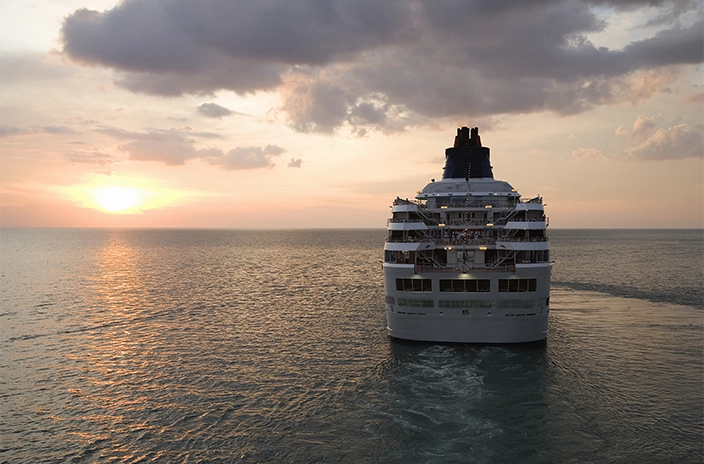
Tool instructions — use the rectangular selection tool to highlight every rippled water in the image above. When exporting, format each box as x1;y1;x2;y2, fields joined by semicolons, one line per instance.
1;229;702;463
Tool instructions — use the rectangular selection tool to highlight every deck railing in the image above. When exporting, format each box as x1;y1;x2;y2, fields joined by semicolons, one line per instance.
385;236;548;245
387;217;547;226
413;263;518;273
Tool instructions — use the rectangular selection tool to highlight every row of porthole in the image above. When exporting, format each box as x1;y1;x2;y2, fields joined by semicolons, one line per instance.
395;278;538;293
393;309;539;317
389;296;537;309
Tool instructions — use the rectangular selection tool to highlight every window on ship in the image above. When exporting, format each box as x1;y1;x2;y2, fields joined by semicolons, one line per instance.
439;279;491;292
498;278;537;292
396;278;432;292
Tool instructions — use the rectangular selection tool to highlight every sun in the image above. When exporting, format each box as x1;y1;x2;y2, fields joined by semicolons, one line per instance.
62;180;192;216
92;186;144;213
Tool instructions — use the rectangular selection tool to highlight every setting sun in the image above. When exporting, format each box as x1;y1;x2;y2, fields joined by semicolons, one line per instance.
92;186;144;213
58;180;195;220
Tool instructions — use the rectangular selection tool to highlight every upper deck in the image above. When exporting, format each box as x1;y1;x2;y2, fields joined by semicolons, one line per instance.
384;127;549;272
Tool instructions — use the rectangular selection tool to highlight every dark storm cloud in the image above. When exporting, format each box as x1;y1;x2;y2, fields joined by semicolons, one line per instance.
62;0;410;68
62;0;703;133
623;21;704;66
198;103;233;119
113;58;284;96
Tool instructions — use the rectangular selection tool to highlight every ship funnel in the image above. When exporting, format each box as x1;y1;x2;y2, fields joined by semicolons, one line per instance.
442;127;493;179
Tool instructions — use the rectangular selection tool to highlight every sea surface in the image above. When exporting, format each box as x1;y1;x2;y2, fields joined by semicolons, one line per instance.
1;228;702;463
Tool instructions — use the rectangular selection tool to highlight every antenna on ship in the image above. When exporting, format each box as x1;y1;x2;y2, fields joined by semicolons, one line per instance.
461;127;479;266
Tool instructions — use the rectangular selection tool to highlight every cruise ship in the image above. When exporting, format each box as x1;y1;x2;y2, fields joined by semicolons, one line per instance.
383;127;550;343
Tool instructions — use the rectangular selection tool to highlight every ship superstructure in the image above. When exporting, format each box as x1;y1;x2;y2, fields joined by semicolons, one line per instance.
383;127;550;343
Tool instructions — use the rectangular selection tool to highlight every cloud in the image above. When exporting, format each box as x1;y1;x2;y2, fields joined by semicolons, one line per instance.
61;1;411;69
208;145;285;171
572;147;607;162
622;17;704;68
93;126;224;166
0;125;75;137
685;92;704;103
198;103;233;118
288;158;303;168
118;138;211;166
616;114;659;139
67;152;117;166
97;125;222;140
43;126;75;135
96;125;287;170
61;0;703;133
631;115;658;140
280;74;353;134
625;123;704;160
1;126;32;136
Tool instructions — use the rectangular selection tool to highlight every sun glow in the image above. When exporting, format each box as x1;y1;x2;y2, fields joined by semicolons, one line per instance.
59;178;203;219
91;186;145;213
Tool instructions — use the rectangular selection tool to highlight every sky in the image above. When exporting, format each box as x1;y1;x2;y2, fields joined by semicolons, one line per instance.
0;0;702;229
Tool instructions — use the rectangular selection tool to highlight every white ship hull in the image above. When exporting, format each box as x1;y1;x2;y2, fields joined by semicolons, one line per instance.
384;265;550;343
387;311;548;344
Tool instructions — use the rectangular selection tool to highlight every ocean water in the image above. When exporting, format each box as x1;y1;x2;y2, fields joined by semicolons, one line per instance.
0;228;702;463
